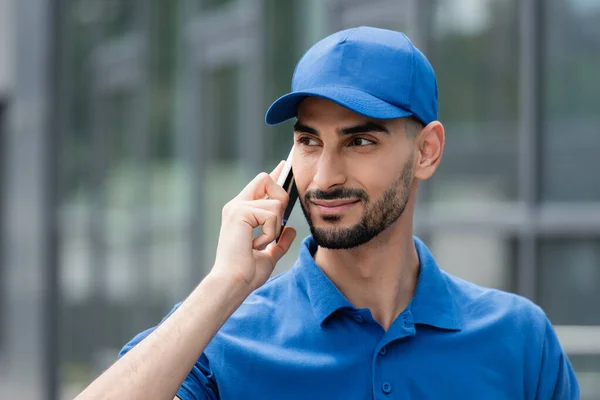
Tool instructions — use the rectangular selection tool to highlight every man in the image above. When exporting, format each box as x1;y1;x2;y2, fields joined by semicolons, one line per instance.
76;27;579;399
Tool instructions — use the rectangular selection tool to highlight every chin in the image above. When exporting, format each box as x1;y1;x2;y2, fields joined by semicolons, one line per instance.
309;225;377;250
319;214;343;223
317;211;361;224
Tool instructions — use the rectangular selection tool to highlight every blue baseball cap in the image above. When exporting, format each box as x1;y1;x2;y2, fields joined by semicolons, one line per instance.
265;26;438;126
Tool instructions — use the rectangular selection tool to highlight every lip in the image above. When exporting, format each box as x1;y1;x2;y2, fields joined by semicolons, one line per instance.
311;199;360;214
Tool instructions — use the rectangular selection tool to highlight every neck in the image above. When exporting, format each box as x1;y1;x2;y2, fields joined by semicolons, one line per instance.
313;215;420;331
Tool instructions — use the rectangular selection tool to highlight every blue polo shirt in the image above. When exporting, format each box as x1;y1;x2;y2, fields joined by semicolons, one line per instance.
120;236;579;399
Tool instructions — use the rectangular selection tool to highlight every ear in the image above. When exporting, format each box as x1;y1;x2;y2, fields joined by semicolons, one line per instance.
414;121;445;181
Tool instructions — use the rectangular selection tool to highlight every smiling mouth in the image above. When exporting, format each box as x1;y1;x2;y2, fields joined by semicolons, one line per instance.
311;199;360;214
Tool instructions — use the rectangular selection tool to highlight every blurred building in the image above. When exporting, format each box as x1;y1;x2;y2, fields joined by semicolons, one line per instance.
1;0;599;399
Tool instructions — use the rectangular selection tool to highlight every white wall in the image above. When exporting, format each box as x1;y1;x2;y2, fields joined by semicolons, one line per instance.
0;0;14;97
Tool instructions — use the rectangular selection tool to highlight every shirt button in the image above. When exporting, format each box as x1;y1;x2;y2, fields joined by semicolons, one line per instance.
381;382;392;394
379;346;387;355
353;314;364;324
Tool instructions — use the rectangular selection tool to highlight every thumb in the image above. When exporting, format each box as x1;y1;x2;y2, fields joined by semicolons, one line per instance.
265;226;297;264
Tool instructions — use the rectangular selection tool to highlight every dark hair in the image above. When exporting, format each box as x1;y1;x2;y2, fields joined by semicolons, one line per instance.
405;116;425;137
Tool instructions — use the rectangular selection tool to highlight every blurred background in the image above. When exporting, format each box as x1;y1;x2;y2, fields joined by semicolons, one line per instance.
0;0;599;398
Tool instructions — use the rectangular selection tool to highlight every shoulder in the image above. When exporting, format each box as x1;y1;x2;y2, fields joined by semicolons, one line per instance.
442;271;560;380
443;270;548;340
220;267;304;332
440;271;578;397
244;267;299;309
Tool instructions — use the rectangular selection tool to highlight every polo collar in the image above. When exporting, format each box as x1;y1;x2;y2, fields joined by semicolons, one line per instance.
293;236;354;325
293;235;463;331
409;236;463;331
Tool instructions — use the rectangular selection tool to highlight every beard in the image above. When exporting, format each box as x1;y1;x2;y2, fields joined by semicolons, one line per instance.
299;157;414;250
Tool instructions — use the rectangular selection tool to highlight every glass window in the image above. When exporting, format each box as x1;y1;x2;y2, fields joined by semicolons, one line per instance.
59;6;99;396
104;94;138;303
148;0;193;304
426;234;517;292
538;238;600;325
198;0;235;12
569;355;600;400
331;0;408;33
0;102;5;351
264;0;297;168
59;91;140;397
104;0;136;37
427;0;520;204
201;65;248;272
540;0;600;202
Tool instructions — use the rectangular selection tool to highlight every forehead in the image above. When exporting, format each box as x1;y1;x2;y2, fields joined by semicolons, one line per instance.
296;97;404;131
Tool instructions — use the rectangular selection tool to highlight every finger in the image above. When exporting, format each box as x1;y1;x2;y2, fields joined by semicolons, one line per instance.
250;208;279;250
240;161;284;200
269;160;287;183
264;226;297;263
246;199;283;230
238;164;289;202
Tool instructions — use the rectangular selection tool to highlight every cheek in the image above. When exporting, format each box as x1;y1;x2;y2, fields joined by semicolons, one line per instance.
347;159;383;184
292;159;314;195
363;179;390;200
358;163;407;198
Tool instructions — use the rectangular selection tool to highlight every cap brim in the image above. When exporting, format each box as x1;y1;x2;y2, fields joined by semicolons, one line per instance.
265;86;412;125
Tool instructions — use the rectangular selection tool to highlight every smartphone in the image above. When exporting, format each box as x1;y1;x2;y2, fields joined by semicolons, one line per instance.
276;147;299;242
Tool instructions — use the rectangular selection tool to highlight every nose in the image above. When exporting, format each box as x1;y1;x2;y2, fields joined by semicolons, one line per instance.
312;149;347;191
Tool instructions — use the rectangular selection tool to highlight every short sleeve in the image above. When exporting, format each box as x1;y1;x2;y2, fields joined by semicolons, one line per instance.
118;304;220;400
534;317;580;400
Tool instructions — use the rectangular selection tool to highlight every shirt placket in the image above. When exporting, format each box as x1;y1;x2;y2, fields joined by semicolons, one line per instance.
372;310;416;399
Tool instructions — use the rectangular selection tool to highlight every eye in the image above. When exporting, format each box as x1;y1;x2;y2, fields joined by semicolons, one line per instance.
297;136;320;146
349;137;375;147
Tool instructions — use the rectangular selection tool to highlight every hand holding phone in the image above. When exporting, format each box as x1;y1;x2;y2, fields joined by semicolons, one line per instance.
275;147;299;242
212;160;297;292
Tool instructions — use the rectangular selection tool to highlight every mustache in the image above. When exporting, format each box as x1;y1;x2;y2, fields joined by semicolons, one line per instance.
305;188;369;202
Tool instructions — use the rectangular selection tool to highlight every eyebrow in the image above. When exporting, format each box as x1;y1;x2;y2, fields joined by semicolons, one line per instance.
293;121;390;136
293;122;318;135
